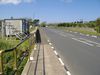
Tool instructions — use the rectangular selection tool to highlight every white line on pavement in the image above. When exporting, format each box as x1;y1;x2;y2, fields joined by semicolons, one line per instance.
67;71;71;75
58;58;64;66
91;35;97;38
72;38;94;46
49;43;52;45
51;46;54;49
54;50;58;55
34;45;37;50
79;38;100;45
30;57;34;60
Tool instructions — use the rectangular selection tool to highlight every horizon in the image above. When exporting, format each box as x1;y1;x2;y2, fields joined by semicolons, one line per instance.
0;0;100;23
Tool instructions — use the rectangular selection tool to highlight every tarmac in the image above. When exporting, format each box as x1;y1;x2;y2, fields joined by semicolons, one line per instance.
21;28;66;75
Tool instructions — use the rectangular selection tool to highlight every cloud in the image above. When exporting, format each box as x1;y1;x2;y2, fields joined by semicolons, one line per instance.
0;0;33;5
60;0;73;3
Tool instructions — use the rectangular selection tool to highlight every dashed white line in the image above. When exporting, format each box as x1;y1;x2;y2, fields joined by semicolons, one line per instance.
51;46;54;49
58;58;64;66
54;50;58;55
72;38;94;46
30;57;34;60
91;35;97;38
79;38;100;45
49;43;52;45
67;71;71;75
48;39;72;75
34;45;37;50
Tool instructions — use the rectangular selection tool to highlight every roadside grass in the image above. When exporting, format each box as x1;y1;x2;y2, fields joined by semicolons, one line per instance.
0;28;36;75
54;27;100;36
0;37;31;75
0;37;19;50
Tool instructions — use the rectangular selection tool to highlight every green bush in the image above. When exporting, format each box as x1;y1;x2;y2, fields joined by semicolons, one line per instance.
95;26;100;33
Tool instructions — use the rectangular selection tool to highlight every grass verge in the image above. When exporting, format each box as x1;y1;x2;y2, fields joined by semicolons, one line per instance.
54;27;100;36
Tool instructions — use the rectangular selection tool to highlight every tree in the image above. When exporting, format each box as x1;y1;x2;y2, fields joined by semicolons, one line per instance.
96;18;100;33
28;19;34;27
96;18;100;25
40;22;46;27
33;19;40;26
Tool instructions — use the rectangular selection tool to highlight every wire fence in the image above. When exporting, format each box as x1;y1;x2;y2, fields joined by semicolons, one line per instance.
0;27;37;75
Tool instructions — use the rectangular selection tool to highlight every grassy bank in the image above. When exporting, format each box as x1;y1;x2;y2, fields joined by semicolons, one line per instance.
0;38;19;50
0;37;30;75
54;27;100;36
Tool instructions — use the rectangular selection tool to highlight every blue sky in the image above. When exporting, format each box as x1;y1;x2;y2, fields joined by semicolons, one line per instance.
0;0;100;23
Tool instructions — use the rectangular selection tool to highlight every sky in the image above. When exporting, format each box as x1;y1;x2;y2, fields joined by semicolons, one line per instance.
0;0;100;23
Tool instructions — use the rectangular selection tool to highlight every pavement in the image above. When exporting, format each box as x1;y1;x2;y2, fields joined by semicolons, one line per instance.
21;28;66;75
43;27;100;75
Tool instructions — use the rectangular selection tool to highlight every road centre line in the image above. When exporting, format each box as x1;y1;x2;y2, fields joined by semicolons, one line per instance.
91;35;97;38
79;38;100;45
72;38;94;46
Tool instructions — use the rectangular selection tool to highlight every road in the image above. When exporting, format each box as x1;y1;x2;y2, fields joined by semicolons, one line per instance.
43;27;100;75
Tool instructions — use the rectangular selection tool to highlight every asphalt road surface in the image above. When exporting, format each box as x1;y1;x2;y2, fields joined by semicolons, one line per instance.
42;27;100;75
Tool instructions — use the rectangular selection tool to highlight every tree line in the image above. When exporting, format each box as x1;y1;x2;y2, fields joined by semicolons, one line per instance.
57;18;100;33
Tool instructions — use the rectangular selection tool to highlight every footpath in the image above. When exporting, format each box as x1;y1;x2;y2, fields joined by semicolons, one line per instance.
21;28;66;75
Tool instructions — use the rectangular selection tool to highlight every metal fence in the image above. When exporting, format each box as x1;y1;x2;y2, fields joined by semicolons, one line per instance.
0;28;37;75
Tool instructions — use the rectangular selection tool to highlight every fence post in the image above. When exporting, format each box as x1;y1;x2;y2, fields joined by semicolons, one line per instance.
13;49;17;75
0;50;3;75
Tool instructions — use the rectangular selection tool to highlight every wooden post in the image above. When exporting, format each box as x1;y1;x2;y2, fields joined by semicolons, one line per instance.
13;49;17;75
0;50;3;75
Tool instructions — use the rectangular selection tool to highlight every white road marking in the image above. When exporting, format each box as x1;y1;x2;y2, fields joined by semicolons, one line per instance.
34;45;37;50
67;71;71;75
54;50;58;55
51;46;54;49
86;34;89;36
79;38;100;45
49;43;52;45
72;38;94;46
30;57;34;60
58;58;64;65
91;35;97;38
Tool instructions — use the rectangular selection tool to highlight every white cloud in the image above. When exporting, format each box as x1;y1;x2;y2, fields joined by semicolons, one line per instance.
0;0;33;5
60;0;72;3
